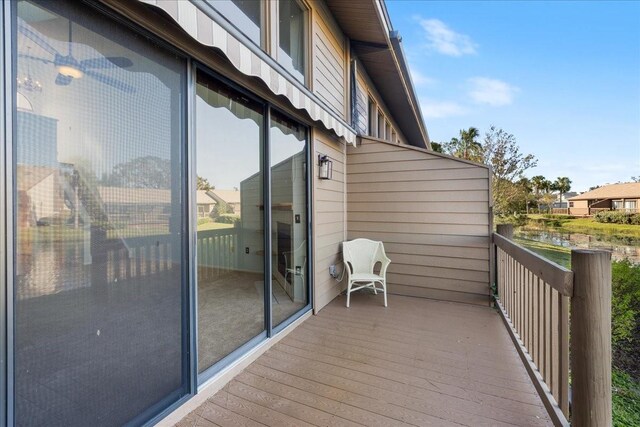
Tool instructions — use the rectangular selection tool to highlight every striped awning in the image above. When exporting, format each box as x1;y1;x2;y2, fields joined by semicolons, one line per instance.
139;0;357;145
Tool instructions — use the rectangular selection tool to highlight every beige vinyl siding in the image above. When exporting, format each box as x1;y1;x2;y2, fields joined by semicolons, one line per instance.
312;6;346;118
313;129;347;312
347;137;491;306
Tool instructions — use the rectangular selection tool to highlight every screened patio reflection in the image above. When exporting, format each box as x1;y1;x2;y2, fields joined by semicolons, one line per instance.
14;1;187;425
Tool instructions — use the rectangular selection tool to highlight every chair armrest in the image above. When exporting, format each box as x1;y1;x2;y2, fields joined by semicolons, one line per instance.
379;255;391;277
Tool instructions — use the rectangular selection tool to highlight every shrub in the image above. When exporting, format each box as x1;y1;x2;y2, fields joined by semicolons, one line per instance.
215;214;240;226
197;218;211;226
595;211;640;225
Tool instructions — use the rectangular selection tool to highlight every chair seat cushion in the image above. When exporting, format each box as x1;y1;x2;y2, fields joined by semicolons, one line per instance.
351;273;384;282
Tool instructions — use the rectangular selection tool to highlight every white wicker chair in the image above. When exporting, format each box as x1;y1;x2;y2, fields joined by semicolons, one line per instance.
342;238;390;307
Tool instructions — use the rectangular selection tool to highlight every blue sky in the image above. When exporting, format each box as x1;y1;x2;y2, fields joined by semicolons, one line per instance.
385;0;640;192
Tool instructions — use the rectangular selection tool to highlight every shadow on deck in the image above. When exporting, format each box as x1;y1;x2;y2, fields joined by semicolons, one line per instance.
177;294;552;426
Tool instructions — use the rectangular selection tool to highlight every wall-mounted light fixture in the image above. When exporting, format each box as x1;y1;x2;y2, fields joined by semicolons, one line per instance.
318;154;333;180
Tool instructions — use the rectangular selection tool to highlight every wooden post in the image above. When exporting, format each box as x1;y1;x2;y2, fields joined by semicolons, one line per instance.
496;223;514;239
571;249;612;427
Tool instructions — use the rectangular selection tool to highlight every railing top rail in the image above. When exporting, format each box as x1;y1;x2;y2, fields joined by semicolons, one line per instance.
492;232;574;296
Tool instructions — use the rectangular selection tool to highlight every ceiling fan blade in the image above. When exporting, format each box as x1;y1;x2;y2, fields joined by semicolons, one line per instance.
18;53;54;64
17;21;59;57
55;74;73;86
81;57;133;69
85;70;135;94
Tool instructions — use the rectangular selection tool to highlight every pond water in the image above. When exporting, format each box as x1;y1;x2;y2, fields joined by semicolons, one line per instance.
515;228;640;264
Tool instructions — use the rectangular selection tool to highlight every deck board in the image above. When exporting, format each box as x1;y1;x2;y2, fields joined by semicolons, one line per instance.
177;294;552;426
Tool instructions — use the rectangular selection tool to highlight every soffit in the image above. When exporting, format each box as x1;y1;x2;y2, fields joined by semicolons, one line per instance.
324;0;429;148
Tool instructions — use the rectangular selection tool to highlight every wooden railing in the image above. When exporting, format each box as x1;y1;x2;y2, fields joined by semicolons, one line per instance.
102;227;239;284
551;208;569;215
493;224;612;427
196;228;239;280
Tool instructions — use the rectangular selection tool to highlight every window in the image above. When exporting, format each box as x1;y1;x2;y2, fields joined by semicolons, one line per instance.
569;202;574;208
278;0;306;82
377;110;385;139
624;200;637;210
385;121;391;142
368;98;376;137
613;200;623;209
210;0;263;46
14;0;187;424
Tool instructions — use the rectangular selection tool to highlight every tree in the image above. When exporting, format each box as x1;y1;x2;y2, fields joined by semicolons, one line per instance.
443;127;483;162
103;156;171;189
632;176;640;183
430;142;444;153
482;126;537;214
197;176;214;191
553;177;572;204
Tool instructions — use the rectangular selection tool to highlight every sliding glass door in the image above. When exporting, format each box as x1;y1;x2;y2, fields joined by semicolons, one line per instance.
270;111;308;328
195;68;310;378
195;72;266;374
13;0;188;425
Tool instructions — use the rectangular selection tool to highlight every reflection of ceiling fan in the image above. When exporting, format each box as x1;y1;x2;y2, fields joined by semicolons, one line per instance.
18;19;135;93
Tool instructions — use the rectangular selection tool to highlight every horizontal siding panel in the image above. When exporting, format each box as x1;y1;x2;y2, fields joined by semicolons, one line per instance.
347;168;489;183
386;263;489;283
348;212;489;226
347;231;489;249
388;252;489;272
348;190;489;203
347;159;478;173
312;12;345;117
348;221;487;236
347;179;488;193
383;242;488;260
348;201;489;214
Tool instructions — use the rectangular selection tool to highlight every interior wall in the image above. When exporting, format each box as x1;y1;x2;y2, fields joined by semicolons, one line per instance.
312;128;346;312
347;137;492;306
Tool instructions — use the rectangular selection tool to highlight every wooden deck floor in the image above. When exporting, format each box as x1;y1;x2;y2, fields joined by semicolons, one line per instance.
176;293;553;426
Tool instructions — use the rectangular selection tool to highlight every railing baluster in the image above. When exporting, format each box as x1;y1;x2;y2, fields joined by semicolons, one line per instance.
559;294;570;416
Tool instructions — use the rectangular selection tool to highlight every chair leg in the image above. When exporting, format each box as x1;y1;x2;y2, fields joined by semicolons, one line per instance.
346;281;351;308
383;280;387;307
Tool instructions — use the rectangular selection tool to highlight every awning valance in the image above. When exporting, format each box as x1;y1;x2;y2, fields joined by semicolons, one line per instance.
139;0;357;145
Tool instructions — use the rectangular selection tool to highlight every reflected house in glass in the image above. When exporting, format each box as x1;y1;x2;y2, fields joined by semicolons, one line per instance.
0;0;503;426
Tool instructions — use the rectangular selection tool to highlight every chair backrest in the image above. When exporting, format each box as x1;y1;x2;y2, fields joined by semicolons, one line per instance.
343;238;383;274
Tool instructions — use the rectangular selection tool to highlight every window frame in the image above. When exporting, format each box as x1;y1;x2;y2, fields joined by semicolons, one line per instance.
274;0;310;85
206;0;268;51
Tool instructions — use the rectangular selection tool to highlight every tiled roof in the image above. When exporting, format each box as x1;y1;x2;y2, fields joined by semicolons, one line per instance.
569;183;640;200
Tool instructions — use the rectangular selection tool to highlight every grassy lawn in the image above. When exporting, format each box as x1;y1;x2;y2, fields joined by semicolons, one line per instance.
197;221;234;231
526;215;640;238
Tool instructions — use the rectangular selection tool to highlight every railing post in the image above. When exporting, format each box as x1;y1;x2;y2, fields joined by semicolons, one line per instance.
496;223;514;239
570;249;612;427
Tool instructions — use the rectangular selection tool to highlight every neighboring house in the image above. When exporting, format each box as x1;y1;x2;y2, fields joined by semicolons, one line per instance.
196;190;217;218
1;1;493;426
568;182;640;215
207;189;241;215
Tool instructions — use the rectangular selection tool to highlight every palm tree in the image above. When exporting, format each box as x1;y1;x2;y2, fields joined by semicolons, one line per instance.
553;176;572;206
445;127;483;162
530;175;546;198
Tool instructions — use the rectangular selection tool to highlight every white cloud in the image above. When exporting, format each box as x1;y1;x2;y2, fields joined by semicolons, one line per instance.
468;77;519;106
409;67;437;87
418;18;477;57
420;100;467;119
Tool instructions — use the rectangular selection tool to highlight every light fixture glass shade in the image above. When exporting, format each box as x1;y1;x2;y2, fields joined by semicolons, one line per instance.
318;155;332;180
57;65;83;79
